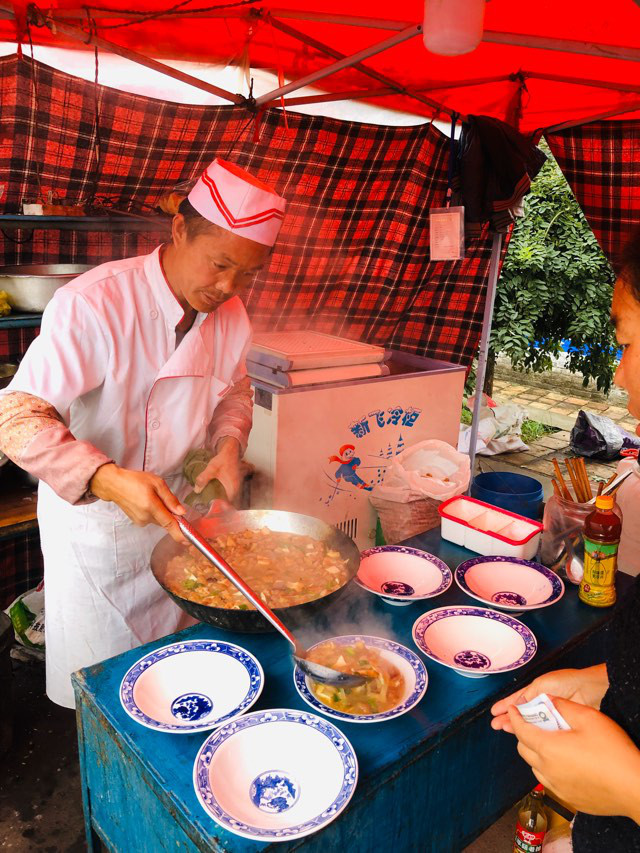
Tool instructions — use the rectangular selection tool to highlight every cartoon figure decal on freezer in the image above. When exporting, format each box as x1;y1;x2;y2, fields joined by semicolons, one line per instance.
321;405;423;506
328;445;373;492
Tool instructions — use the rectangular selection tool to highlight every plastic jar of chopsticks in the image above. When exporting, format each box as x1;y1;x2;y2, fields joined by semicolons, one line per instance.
541;459;621;582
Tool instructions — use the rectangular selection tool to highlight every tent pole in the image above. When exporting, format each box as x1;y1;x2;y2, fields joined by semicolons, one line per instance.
271;76;511;108
522;70;640;94
467;232;504;483
545;99;640;133
254;25;421;106
483;31;640;62
1;2;244;104
268;16;457;118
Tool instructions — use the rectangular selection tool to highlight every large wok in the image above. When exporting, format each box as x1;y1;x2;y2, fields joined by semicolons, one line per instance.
150;509;361;633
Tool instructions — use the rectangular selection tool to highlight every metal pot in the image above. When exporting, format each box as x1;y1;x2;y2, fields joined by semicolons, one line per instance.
150;509;361;634
0;363;17;390
0;264;93;312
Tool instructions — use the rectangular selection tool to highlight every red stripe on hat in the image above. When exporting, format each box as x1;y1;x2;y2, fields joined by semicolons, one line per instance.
201;170;284;229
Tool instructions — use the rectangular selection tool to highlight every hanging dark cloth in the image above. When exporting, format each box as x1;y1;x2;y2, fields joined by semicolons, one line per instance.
453;115;547;235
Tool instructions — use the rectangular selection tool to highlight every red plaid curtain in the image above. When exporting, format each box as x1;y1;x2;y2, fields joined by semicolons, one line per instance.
546;121;640;271
0;53;502;367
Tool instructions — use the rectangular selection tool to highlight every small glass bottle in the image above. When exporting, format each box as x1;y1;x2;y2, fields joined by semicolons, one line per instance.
514;785;547;853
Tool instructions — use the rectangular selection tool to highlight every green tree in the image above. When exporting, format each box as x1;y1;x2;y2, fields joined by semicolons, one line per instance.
489;140;617;394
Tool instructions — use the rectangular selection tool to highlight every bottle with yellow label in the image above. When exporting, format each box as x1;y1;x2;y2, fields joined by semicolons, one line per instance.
579;494;622;608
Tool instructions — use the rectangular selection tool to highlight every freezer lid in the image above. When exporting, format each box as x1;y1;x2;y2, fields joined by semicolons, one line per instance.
249;330;386;370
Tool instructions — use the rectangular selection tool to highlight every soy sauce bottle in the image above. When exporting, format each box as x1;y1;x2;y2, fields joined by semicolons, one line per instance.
579;494;622;608
513;785;547;853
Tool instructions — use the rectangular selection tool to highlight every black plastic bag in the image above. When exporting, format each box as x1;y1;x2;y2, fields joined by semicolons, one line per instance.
570;409;640;460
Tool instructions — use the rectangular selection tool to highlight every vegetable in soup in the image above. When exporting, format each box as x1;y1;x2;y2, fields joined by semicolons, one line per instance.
165;527;350;610
308;640;405;715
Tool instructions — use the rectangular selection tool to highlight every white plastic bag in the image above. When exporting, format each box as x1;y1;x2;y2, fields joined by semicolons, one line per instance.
458;393;528;456
372;440;470;503
370;440;470;543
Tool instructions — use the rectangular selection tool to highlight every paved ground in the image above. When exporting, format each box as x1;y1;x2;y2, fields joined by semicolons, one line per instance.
0;658;84;853
492;361;635;434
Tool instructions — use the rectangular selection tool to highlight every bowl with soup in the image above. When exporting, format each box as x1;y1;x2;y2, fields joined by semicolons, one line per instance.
293;635;428;723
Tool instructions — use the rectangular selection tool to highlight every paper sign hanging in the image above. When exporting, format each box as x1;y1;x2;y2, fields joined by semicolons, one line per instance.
429;206;465;261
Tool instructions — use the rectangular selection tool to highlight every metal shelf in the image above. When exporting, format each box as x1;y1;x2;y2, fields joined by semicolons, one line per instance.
0;214;171;233
0;313;42;328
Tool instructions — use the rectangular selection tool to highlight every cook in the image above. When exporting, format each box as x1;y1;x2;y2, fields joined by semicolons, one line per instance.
0;158;286;708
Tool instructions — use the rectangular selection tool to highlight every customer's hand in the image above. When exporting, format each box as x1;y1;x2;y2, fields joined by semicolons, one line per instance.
90;463;186;542
194;437;242;503
491;665;608;733
507;698;640;821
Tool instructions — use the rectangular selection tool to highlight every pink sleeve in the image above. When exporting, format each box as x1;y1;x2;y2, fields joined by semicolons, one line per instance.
208;376;254;455
0;391;112;504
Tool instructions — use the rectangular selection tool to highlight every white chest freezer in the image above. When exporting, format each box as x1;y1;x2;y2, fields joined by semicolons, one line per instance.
245;350;466;550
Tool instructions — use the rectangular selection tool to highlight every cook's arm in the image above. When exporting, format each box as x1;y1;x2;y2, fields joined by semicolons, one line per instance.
0;288;113;504
208;375;254;455
0;391;112;504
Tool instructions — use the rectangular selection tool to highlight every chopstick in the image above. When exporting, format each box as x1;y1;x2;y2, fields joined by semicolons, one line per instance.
564;458;582;502
578;458;592;502
552;458;573;501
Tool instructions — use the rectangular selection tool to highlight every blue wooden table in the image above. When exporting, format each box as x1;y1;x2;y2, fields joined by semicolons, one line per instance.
72;529;631;853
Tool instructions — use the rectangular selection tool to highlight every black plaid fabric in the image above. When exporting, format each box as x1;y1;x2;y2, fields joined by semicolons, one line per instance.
0;53;507;367
546;121;640;271
0;529;44;610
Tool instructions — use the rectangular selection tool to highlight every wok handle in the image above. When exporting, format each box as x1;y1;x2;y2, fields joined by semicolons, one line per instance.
174;514;300;651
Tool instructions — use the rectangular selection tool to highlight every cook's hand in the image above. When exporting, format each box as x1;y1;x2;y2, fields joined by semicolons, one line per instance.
90;463;186;542
194;437;242;503
506;698;640;821
491;665;608;733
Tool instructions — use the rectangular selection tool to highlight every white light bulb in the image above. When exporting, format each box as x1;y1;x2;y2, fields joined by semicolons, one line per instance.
423;0;486;56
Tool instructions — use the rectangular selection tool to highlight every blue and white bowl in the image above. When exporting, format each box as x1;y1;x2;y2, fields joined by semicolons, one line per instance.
120;640;263;733
412;606;537;679
356;546;452;606
193;708;358;841
294;634;428;723
455;556;565;612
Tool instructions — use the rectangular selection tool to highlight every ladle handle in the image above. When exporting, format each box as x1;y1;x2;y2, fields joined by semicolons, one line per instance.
174;515;299;651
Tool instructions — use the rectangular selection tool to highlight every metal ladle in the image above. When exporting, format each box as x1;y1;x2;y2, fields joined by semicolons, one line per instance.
174;514;371;688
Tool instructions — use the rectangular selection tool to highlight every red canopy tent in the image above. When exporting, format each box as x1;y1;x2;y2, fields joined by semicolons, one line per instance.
1;0;639;131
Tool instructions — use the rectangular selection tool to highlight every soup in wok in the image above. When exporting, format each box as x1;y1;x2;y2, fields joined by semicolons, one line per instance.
164;527;351;610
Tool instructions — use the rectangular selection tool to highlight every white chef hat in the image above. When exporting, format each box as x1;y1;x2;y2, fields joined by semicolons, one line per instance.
188;158;286;247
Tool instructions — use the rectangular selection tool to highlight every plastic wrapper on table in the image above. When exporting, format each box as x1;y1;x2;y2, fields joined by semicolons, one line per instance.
570;409;640;460
370;440;469;544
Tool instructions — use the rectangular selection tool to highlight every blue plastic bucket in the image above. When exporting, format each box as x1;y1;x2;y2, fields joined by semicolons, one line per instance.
470;472;544;520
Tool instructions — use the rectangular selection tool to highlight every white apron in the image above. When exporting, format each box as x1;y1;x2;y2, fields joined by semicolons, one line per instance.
39;481;194;708
8;247;252;707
